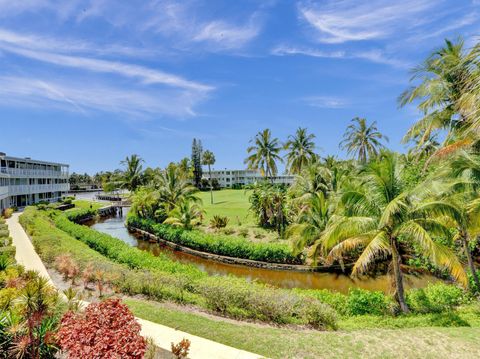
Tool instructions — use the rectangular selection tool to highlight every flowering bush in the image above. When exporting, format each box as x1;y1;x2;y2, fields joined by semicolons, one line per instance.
57;298;147;358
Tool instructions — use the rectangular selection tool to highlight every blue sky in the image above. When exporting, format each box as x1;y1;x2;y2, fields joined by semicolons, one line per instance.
0;0;478;174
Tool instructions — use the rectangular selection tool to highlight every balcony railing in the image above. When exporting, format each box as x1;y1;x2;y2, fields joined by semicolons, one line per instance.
0;186;8;198
0;167;69;178
7;183;70;196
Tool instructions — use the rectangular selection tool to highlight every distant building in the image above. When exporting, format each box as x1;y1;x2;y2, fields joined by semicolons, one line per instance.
0;152;70;211
205;169;294;188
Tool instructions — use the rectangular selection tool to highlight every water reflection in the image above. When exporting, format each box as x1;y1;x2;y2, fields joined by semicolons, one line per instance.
89;211;439;294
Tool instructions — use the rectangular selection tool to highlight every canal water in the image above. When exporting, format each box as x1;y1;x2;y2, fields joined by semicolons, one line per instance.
89;209;439;294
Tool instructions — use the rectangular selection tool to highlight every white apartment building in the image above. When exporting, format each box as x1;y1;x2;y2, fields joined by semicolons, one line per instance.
206;169;294;188
0;153;70;212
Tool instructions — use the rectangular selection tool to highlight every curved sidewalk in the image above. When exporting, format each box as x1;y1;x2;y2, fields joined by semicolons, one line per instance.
7;212;264;359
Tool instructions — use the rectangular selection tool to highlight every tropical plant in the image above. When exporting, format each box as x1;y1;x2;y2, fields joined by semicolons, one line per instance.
120;154;144;191
57;298;147;359
129;186;165;221
284;127;317;174
248;183;289;235
202;149;216;204
287;192;332;258
164;199;205;230
340;117;388;163
209;215;229;229
154;166;200;213
320;152;466;312
245;129;283;181
399;38;478;157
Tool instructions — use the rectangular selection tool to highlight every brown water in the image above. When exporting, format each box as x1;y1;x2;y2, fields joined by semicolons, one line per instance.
89;211;440;294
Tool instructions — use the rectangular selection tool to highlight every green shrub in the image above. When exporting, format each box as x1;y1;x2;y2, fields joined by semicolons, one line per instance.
0;224;7;232
128;216;299;264
346;289;389;316
407;283;465;313
0;217;5;225
0;230;9;238
0;247;16;260
209;215;229;229
65;208;97;223
238;228;249;238
295;289;348;315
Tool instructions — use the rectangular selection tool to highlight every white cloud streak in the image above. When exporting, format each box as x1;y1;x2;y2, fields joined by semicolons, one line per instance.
302;96;348;109
0;76;205;118
298;0;438;44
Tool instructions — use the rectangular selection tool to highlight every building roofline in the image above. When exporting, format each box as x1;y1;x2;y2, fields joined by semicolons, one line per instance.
0;155;69;167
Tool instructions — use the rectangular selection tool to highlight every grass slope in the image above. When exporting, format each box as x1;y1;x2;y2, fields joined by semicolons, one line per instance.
197;189;252;225
126;298;480;359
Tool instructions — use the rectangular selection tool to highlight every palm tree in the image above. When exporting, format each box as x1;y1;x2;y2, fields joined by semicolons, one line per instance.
284;128;317;174
129;186;161;220
440;151;480;288
321;152;466;312
120;154;144;191
399;38;475;156
245;129;283;182
164;199;205;230
340;117;388;163
287;192;332;258
154;166;200;213
202;150;216;204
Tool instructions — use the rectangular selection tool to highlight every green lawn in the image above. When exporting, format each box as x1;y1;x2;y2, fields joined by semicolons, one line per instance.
197;189;253;225
69;200;109;211
126;298;480;359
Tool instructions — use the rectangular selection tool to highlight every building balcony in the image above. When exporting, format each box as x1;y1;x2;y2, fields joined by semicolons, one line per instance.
7;183;70;196
0;186;8;199
0;167;69;178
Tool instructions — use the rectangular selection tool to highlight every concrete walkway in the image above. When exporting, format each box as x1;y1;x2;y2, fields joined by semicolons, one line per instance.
6;213;264;359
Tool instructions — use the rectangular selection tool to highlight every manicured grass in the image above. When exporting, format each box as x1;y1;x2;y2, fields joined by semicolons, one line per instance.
126;298;480;359
197;189;252;225
70;200;109;211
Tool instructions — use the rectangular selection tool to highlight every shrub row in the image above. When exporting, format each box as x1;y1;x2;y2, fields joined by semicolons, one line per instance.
64;208;98;223
127;216;300;264
0;217;15;261
54;214;204;279
20;207;338;328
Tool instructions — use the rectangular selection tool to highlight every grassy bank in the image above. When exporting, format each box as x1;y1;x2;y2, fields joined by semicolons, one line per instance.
126;298;480;359
198;189;252;224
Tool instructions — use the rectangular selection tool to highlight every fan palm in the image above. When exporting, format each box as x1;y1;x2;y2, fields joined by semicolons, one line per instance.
340;117;388;163
245;129;283;182
321;152;466;312
164;199;205;230
120;154;144;191
202;150;216;204
284;127;317;174
154;166;200;213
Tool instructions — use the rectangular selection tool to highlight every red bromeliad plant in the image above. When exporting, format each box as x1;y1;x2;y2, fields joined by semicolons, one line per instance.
57;298;147;358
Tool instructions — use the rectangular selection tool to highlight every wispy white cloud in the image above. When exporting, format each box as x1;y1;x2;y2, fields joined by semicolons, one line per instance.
298;0;437;44
302;95;348;109
0;76;205;118
272;45;409;68
0;42;213;92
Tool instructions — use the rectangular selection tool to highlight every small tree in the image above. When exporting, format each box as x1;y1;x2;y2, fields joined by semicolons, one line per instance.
191;139;203;188
58;298;147;359
202;150;216;204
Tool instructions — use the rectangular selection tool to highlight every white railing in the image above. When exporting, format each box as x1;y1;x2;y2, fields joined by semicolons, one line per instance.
8;183;70;196
0;186;8;198
0;167;69;178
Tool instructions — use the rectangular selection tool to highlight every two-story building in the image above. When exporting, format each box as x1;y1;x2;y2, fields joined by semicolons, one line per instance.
0;152;70;212
206;169;294;188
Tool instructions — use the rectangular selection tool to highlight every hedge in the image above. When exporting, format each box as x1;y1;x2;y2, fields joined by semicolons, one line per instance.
65;208;98;223
127;216;300;264
54;214;203;279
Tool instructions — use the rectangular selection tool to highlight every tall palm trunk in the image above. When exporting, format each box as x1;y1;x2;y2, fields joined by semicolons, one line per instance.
390;236;409;313
208;164;213;204
463;233;480;289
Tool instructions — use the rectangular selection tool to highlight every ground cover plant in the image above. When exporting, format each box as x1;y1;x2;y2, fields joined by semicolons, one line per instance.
127;215;299;264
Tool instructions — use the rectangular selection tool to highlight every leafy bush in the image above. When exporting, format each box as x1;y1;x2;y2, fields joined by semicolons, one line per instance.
209;215;229;229
1;209;13;219
128;215;300;264
58;298;147;358
0;230;8;238
345;289;390;316
65;208;98;223
406;283;465;313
